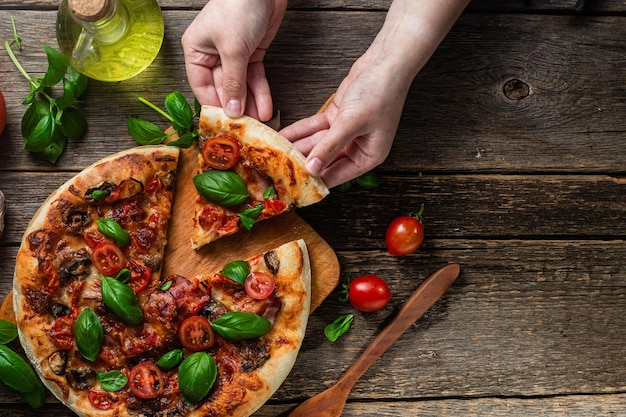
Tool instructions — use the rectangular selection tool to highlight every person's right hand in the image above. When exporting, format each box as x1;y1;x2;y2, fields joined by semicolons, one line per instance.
181;0;287;121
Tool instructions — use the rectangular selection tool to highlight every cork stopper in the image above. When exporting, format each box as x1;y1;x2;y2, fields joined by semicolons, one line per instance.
68;0;112;22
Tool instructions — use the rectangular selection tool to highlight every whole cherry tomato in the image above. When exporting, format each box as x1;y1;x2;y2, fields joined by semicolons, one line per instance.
345;274;391;312
179;316;215;351
0;89;5;135
386;205;425;256
128;362;165;399
202;135;241;170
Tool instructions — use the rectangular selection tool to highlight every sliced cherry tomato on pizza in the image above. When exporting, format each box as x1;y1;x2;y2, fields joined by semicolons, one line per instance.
244;271;275;300
127;259;152;293
179;316;215;351
128;362;165;399
201;135;241;170
49;315;74;350
385;205;425;256
88;389;122;410
345;274;392;313
91;242;125;276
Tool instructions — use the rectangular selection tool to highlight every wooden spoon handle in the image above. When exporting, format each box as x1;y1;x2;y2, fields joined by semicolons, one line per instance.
335;263;461;391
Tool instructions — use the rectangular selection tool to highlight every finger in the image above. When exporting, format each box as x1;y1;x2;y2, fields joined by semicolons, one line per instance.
280;113;331;142
318;155;367;189
247;62;273;122
304;115;363;176
219;47;250;118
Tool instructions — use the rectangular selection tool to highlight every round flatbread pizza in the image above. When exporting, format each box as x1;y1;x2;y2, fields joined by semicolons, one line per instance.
13;145;312;416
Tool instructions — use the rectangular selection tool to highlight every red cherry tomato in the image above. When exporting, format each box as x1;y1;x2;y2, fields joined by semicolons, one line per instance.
0;90;6;136
347;274;392;312
88;389;122;410
91;242;125;276
128;362;165;399
244;271;275;300
385;211;424;256
179;316;215;351
201;135;241;170
49;315;74;350
127;259;152;293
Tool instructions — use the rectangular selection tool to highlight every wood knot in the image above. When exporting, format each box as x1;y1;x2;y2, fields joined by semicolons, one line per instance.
503;79;530;100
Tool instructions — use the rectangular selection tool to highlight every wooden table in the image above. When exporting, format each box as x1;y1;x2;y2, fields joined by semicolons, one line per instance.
2;0;626;415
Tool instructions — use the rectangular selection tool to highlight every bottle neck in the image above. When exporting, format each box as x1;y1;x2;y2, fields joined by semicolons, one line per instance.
70;0;128;44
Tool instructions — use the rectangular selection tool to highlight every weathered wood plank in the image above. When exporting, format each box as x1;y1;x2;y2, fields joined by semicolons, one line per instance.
3;12;626;172
1;172;625;246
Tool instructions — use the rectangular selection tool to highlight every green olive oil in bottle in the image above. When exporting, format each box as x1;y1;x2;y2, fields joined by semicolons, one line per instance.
56;0;164;82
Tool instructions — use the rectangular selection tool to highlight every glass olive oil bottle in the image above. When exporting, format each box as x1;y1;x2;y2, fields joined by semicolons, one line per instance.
57;0;164;82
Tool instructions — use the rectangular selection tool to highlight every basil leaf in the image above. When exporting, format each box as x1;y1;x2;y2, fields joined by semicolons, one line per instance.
41;45;69;88
97;218;130;247
21;100;50;138
98;370;128;392
165;91;194;132
219;260;250;285
75;308;103;361
59;107;88;140
262;186;276;200
66;65;88;98
37;134;68;164
167;130;196;148
354;171;380;188
23;113;55;152
211;312;271;341
156;349;183;371
193;171;249;207
0;345;46;409
91;189;109;201
115;268;131;284
159;280;173;291
238;204;263;231
101;276;144;326
178;352;217;404
0;320;18;344
127;116;166;145
324;314;354;342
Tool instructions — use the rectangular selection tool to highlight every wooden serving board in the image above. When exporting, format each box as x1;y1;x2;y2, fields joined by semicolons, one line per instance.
162;144;340;311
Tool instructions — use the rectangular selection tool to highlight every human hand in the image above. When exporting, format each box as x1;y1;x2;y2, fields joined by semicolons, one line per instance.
280;55;409;189
181;0;287;121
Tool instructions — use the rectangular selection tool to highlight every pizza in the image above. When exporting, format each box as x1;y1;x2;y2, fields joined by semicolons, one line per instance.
12;145;312;416
191;105;329;249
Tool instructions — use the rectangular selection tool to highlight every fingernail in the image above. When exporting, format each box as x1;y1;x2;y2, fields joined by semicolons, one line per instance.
225;99;242;118
306;157;323;176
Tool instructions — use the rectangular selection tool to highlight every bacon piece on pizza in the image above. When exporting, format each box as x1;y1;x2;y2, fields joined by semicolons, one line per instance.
191;105;329;249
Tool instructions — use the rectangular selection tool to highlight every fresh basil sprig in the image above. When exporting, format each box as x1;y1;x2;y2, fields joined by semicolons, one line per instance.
193;170;250;207
100;276;143;326
178;352;217;404
238;204;263;231
156;349;183;371
97;218;130;247
324;314;354;342
98;370;128;392
336;171;380;192
211;312;272;341
0;345;46;409
0;319;18;344
220;260;250;285
127;91;200;148
75;308;104;361
4;19;88;164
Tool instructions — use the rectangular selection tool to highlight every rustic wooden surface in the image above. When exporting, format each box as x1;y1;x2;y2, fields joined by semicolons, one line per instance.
1;0;626;416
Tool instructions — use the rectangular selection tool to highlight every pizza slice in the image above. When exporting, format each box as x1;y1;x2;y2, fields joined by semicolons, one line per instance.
191;105;329;249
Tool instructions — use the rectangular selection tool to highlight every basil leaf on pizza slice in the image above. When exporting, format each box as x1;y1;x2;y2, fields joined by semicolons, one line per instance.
191;105;329;249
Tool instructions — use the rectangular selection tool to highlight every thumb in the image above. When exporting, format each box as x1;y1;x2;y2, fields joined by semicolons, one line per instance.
220;52;249;118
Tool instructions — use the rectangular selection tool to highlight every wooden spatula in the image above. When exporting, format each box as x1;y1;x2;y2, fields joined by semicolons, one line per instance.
287;263;461;417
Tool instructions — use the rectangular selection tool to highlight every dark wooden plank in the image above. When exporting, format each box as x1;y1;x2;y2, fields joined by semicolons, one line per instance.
1;171;625;246
3;12;626;173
